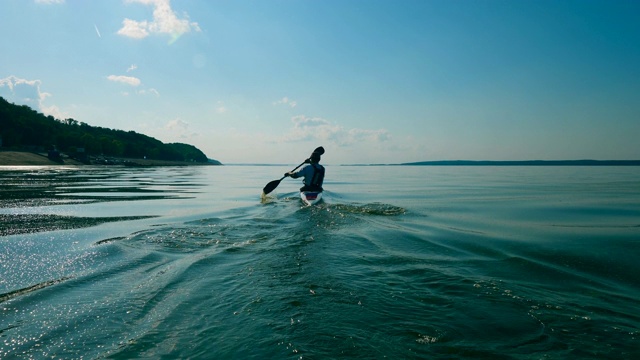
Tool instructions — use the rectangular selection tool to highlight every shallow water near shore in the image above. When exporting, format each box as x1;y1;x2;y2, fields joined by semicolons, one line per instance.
1;165;639;359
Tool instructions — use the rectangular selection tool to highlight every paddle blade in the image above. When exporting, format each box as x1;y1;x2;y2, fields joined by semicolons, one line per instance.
262;178;282;195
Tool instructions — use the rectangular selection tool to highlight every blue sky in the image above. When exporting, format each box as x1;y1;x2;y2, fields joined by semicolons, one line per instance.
1;0;639;164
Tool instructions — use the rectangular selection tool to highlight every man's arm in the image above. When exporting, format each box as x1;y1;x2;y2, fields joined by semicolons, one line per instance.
285;165;307;179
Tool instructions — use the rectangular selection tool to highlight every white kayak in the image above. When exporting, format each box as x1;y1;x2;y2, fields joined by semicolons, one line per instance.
300;191;323;206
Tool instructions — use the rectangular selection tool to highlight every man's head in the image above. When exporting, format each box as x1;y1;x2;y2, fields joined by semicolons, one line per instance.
309;153;321;164
309;146;324;163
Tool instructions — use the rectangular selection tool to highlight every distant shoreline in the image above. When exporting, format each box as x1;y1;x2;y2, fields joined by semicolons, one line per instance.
2;151;638;167
401;160;640;166
0;151;218;167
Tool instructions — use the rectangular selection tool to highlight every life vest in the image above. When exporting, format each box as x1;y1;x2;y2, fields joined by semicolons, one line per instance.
310;164;325;189
302;164;324;191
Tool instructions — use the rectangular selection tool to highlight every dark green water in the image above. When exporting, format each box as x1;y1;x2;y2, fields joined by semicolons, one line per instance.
1;165;639;359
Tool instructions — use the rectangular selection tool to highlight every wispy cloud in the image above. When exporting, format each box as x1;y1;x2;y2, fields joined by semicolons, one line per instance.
118;0;201;43
348;128;392;142
138;88;160;96
164;118;198;140
107;75;141;86
0;75;66;119
34;0;65;4
281;115;391;146
215;101;227;114
166;118;189;131
273;97;297;108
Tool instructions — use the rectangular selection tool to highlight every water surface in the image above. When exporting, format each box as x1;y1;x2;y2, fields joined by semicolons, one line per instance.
1;165;639;359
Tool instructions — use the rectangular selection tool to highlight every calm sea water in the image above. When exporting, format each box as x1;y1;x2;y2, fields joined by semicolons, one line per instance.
1;165;639;359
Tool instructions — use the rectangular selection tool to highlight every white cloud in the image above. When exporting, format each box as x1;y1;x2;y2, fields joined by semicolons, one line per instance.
0;76;45;107
118;18;150;39
281;115;390;146
106;74;159;96
118;0;201;41
273;97;297;108
0;75;66;119
40;104;66;120
107;75;141;86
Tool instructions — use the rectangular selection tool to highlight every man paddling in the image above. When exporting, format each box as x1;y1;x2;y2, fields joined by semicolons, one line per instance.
261;146;325;196
284;147;325;192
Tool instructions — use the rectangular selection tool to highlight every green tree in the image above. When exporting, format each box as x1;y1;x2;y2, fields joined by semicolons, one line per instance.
0;96;213;163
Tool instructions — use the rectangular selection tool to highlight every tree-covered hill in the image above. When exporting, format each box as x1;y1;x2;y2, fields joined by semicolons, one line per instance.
0;96;214;163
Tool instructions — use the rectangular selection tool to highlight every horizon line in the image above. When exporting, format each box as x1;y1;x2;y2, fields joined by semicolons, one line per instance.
222;159;640;166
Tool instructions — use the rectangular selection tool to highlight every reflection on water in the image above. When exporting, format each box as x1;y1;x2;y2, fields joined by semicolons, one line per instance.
0;166;200;210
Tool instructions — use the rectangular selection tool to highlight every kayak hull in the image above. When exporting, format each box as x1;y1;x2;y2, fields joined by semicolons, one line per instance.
300;191;322;206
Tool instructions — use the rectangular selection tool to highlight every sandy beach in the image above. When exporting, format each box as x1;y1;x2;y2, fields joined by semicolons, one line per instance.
0;151;212;166
0;151;82;166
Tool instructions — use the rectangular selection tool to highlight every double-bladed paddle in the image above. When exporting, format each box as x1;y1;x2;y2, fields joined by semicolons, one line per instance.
261;160;307;196
262;146;324;196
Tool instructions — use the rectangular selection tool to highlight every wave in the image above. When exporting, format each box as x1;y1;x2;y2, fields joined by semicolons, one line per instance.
0;277;72;304
0;214;157;236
